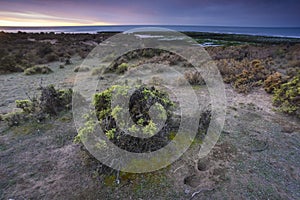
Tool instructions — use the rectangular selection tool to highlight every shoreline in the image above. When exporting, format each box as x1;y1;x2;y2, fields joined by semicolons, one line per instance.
1;24;300;40
1;30;300;44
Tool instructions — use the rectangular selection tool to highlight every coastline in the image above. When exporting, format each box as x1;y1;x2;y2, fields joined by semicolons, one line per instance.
1;30;300;44
1;25;300;39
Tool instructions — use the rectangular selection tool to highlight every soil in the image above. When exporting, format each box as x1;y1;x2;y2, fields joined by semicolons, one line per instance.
0;43;299;199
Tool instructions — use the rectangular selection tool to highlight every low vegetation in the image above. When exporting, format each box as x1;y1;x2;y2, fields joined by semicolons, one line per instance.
184;70;205;85
217;59;271;93
24;65;53;75
74;65;90;72
0;32;116;74
263;72;286;94
1;85;72;126
75;84;177;153
273;72;300;118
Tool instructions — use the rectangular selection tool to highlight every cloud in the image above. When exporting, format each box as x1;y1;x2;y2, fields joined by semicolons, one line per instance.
0;11;91;22
0;0;299;26
0;11;111;26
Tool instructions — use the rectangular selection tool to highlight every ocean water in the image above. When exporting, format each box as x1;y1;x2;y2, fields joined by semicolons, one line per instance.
1;25;300;38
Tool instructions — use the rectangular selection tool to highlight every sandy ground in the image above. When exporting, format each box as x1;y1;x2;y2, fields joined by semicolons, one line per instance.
0;58;299;199
0;57;82;114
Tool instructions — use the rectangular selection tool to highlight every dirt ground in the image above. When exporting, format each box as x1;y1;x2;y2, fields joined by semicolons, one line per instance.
0;53;299;199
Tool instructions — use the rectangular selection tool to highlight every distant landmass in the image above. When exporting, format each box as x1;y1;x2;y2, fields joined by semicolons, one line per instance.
1;25;300;38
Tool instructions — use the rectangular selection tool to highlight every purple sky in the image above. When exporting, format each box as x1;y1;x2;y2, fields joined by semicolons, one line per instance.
0;0;299;26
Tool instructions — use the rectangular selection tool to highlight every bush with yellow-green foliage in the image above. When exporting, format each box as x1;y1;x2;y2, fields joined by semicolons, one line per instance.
217;59;271;93
263;72;287;94
116;63;128;74
24;65;53;75
1;111;27;127
2;85;72;127
104;62;130;74
16;99;36;114
75;84;178;153
273;72;300;118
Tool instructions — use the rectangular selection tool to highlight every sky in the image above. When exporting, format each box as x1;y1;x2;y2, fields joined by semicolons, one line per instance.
0;0;299;27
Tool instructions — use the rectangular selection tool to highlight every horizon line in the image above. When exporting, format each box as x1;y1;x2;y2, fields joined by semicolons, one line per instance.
1;25;300;29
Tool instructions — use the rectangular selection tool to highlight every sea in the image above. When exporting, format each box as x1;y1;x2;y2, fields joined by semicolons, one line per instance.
1;25;300;38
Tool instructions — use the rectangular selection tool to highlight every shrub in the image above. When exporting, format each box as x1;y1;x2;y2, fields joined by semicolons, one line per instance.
46;53;59;62
142;48;156;58
91;67;104;76
16;99;36;113
2;111;26;127
0;55;23;73
286;67;300;77
74;65;90;72
273;72;300;118
184;70;205;85
39;85;72;115
263;72;286;94
3;85;73;126
116;63;128;74
149;76;164;86
38;44;53;58
217;59;271;93
75;85;177;153
24;65;53;75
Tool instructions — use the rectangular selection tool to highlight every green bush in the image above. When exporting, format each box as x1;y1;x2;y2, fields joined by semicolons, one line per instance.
273;72;300;118
75;85;177;153
2;111;26;127
16;99;36;113
116;63;128;74
3;85;73;127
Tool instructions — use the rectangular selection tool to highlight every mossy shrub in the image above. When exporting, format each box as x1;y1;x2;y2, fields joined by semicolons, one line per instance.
24;65;53;75
16;99;36;113
273;72;300;118
116;63;128;74
76;85;178;153
4;85;73;127
2;111;27;127
74;65;90;72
